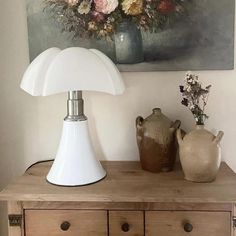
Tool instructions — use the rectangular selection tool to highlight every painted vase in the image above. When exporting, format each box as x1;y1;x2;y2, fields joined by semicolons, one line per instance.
177;125;224;183
114;21;144;64
136;108;181;173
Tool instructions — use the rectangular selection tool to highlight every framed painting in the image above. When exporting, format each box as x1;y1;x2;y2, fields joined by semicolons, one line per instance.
26;0;235;71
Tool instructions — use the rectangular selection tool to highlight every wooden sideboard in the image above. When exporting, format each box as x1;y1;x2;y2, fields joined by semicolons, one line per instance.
1;161;236;236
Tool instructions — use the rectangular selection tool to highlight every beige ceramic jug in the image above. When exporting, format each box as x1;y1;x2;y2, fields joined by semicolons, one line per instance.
177;125;224;182
136;108;181;172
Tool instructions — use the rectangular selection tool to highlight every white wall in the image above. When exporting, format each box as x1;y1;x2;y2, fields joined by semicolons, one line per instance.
0;1;38;235
1;0;236;235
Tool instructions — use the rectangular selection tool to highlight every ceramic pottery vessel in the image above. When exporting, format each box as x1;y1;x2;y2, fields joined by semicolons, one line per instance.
136;108;181;173
177;125;224;183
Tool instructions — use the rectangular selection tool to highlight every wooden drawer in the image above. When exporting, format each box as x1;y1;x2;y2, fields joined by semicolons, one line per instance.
25;210;107;236
109;211;144;236
145;211;231;236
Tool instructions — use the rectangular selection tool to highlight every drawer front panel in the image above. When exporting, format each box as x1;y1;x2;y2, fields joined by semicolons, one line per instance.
145;211;230;236
25;210;107;236
109;211;144;236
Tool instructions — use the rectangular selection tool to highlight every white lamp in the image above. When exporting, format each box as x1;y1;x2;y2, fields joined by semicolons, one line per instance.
21;47;125;186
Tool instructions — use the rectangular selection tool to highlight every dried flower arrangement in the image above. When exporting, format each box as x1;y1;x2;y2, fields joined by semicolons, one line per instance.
179;72;211;125
44;0;189;40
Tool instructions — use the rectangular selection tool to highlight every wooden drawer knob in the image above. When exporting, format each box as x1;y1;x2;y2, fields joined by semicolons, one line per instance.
184;223;193;232
121;223;130;232
60;221;71;231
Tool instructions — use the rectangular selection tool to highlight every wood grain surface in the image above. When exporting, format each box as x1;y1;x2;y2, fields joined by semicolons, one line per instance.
1;161;236;204
25;210;107;236
109;211;144;236
146;211;231;236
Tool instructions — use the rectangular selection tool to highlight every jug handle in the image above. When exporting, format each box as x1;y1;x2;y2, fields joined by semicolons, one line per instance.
171;120;181;130
136;116;144;128
213;131;224;144
176;129;184;145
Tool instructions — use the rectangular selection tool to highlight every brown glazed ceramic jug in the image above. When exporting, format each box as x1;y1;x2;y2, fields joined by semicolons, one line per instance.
136;108;181;172
177;125;224;182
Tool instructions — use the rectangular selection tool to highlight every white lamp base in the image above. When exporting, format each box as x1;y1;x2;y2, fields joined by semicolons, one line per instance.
47;120;106;186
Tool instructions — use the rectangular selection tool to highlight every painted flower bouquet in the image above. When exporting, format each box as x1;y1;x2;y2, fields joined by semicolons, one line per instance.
44;0;189;40
179;72;211;125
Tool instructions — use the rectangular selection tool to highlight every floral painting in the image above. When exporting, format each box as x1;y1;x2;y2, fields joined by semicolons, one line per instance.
26;0;234;71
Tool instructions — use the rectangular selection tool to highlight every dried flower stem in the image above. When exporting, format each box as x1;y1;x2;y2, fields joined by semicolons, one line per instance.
179;72;211;125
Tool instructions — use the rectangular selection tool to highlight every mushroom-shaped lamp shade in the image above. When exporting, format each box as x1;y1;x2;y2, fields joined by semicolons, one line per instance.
21;47;125;186
21;47;125;96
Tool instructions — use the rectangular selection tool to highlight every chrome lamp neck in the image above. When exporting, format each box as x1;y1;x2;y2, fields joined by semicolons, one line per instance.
64;91;87;121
